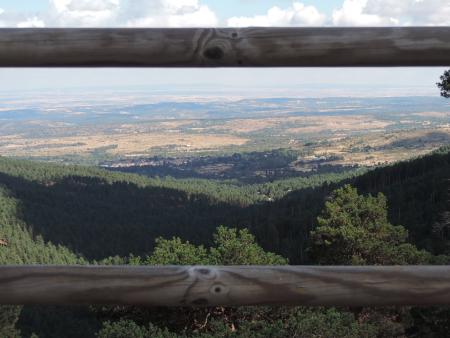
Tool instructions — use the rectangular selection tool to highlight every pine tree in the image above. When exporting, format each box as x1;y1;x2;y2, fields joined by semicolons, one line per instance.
309;185;432;265
437;70;450;98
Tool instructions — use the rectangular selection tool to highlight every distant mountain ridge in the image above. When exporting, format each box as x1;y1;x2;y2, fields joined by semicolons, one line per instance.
1;96;449;123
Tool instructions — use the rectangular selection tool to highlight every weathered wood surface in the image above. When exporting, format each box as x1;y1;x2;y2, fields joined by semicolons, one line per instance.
1;265;450;306
0;28;449;67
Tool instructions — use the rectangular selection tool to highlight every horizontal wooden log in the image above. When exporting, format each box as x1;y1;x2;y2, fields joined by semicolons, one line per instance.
1;265;450;306
0;28;449;67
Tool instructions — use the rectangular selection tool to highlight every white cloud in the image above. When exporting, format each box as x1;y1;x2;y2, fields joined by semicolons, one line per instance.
44;0;217;27
162;0;201;13
17;17;46;28
65;0;120;12
164;5;217;27
365;0;450;25
123;0;218;27
0;0;449;28
0;7;46;27
332;0;394;26
333;0;450;26
48;0;120;27
227;2;326;27
228;0;449;27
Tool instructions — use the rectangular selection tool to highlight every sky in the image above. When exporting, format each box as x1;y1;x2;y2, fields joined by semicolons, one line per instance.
0;0;449;96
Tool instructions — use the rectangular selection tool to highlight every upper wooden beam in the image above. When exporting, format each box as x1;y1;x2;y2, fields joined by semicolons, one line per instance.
0;27;449;67
1;265;450;306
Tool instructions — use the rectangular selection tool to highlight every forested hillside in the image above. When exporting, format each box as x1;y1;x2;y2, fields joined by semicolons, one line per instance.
0;156;359;260
0;148;448;262
254;146;450;261
0;147;449;337
355;147;450;253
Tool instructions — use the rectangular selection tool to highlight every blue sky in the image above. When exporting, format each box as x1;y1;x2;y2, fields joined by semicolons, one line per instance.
0;0;47;11
0;1;448;96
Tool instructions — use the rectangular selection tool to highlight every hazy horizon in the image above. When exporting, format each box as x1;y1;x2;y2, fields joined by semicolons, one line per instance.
1;0;448;98
0;67;447;99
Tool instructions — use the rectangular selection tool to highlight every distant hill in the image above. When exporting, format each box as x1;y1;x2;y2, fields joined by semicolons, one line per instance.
2;96;449;122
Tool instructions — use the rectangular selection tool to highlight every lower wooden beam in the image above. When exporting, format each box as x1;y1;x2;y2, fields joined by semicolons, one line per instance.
0;265;449;307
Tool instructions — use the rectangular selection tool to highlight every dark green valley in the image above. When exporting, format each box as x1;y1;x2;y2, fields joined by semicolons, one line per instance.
1;146;449;337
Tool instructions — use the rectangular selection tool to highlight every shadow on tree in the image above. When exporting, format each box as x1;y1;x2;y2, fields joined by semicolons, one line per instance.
0;173;246;260
0;147;448;263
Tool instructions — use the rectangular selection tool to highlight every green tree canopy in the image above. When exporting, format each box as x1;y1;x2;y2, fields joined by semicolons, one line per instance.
309;185;432;265
97;320;177;338
145;226;287;266
437;70;450;98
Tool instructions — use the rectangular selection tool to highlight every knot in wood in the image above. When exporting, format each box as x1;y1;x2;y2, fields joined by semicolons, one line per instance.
203;46;224;60
191;267;217;280
210;283;229;296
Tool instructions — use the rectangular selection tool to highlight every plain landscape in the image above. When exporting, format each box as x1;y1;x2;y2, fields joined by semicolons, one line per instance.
1;92;449;172
1;88;450;337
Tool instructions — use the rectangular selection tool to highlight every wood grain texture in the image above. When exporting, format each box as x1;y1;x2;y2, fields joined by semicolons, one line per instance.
0;28;449;67
1;265;450;306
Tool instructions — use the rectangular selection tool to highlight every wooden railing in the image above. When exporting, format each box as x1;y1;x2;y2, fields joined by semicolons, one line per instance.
0;27;449;67
1;265;450;306
0;27;449;306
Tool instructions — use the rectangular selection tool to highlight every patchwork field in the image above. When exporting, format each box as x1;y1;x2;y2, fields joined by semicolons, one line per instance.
0;131;248;157
0;95;449;167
